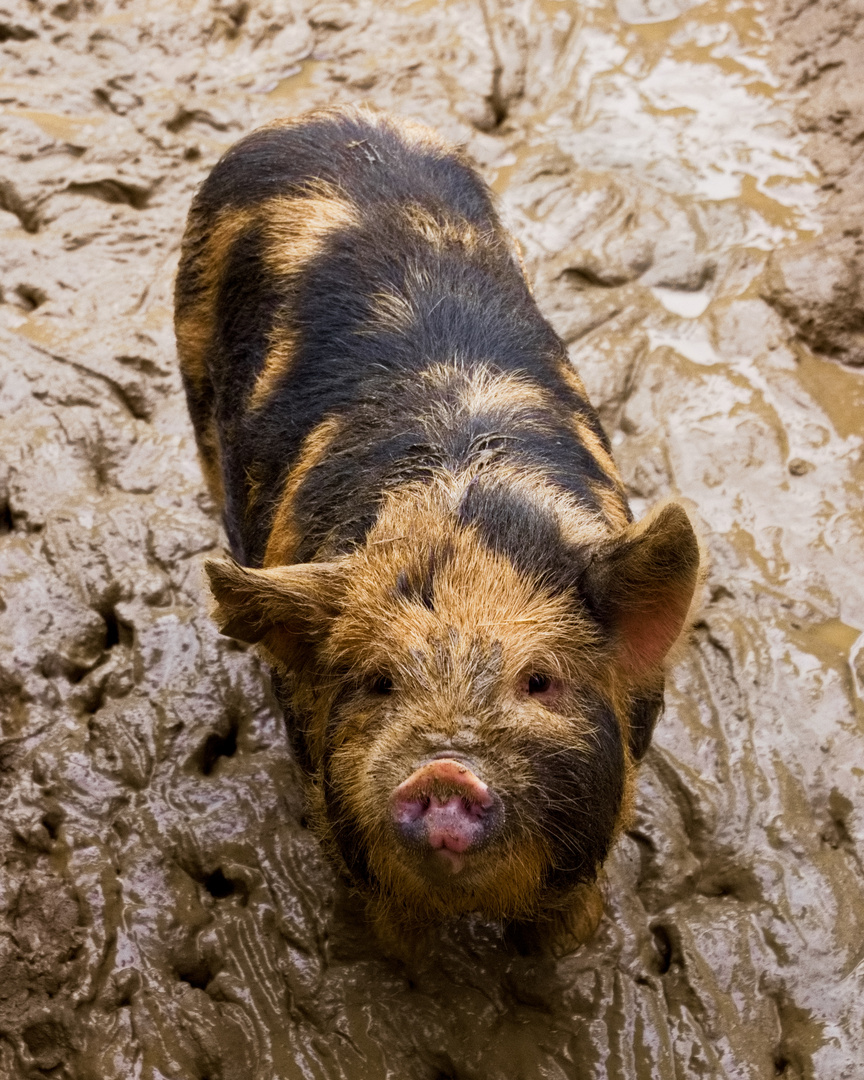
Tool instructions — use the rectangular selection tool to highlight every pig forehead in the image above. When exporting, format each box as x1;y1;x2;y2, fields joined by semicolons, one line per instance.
332;551;584;674
328;471;603;663
351;534;557;622
333;583;553;653
401;629;506;682
348;465;611;608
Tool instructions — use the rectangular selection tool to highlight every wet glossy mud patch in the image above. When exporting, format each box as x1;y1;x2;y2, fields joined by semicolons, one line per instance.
0;0;863;1077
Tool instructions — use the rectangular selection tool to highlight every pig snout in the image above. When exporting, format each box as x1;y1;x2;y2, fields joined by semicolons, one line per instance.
390;758;503;874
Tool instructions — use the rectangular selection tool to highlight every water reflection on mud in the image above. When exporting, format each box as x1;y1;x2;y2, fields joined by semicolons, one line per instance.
0;0;862;1077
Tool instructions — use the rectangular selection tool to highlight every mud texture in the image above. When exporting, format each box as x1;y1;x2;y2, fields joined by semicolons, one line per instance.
0;1;863;1077
764;0;864;364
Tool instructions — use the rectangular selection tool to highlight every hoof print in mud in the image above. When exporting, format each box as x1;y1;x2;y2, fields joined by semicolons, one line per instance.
175;106;701;950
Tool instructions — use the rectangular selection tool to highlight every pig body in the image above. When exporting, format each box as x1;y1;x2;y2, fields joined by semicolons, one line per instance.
175;106;700;951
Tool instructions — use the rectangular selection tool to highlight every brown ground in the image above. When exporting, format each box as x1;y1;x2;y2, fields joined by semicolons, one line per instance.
763;0;864;364
0;1;863;1078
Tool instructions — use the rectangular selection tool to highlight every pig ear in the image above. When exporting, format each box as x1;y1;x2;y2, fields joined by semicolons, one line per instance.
203;558;343;664
581;503;700;678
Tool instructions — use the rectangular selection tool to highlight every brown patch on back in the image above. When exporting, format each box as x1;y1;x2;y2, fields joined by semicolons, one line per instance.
247;325;299;411
510;234;533;294
401;202;482;250
175;205;257;393
197;424;225;510
571;413;629;526
364;289;417;335
260;186;360;279
263;414;343;567
558;359;590;403
453;364;548;417
571;415;618;479
417;363;557;448
588;477;630;531
551;356;629;528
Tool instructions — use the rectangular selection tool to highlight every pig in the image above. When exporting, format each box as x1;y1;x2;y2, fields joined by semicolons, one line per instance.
174;105;701;953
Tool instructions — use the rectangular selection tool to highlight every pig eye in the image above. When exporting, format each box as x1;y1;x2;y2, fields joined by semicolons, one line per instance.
370;674;394;695
527;673;552;695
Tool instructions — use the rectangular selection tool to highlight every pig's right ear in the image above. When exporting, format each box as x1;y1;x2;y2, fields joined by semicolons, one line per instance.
203;558;343;666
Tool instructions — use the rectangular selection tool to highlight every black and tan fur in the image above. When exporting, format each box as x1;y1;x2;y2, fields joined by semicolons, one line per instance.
175;106;700;952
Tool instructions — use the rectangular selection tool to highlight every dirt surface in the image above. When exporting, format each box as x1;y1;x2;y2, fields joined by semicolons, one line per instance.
0;0;863;1077
762;0;864;364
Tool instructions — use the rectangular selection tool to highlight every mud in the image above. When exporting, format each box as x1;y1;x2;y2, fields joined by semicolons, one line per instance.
763;0;864;364
0;1;862;1077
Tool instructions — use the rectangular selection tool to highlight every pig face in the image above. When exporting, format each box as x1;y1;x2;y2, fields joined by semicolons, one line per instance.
205;475;700;928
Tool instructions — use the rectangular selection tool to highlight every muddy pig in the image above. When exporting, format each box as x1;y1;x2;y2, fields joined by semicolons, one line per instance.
174;106;701;953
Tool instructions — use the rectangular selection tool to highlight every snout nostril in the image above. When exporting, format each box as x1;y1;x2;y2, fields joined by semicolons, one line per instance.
390;756;503;861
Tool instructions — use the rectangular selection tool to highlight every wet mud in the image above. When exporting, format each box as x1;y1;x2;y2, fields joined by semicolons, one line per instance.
0;1;862;1077
763;0;864;365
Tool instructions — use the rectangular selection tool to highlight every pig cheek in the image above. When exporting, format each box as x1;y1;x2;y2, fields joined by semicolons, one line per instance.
523;726;627;889
327;728;404;842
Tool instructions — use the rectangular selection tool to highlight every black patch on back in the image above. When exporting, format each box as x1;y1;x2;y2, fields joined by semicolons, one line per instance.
520;695;625;894
197;111;497;225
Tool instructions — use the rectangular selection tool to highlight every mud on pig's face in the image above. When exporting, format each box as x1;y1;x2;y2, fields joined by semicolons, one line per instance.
204;492;700;924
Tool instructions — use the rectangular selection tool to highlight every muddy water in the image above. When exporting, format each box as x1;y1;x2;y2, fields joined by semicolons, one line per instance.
0;1;862;1077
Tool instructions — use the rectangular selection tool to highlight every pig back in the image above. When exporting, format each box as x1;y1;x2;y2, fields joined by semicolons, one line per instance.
173;106;626;568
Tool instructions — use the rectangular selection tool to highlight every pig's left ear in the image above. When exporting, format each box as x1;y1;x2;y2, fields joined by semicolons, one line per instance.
580;502;701;678
204;558;343;667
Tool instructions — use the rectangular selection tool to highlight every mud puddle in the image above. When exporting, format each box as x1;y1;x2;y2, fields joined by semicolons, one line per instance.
0;0;862;1077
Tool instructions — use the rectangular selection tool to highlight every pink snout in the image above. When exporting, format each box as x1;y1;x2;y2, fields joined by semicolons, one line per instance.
390;758;502;874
